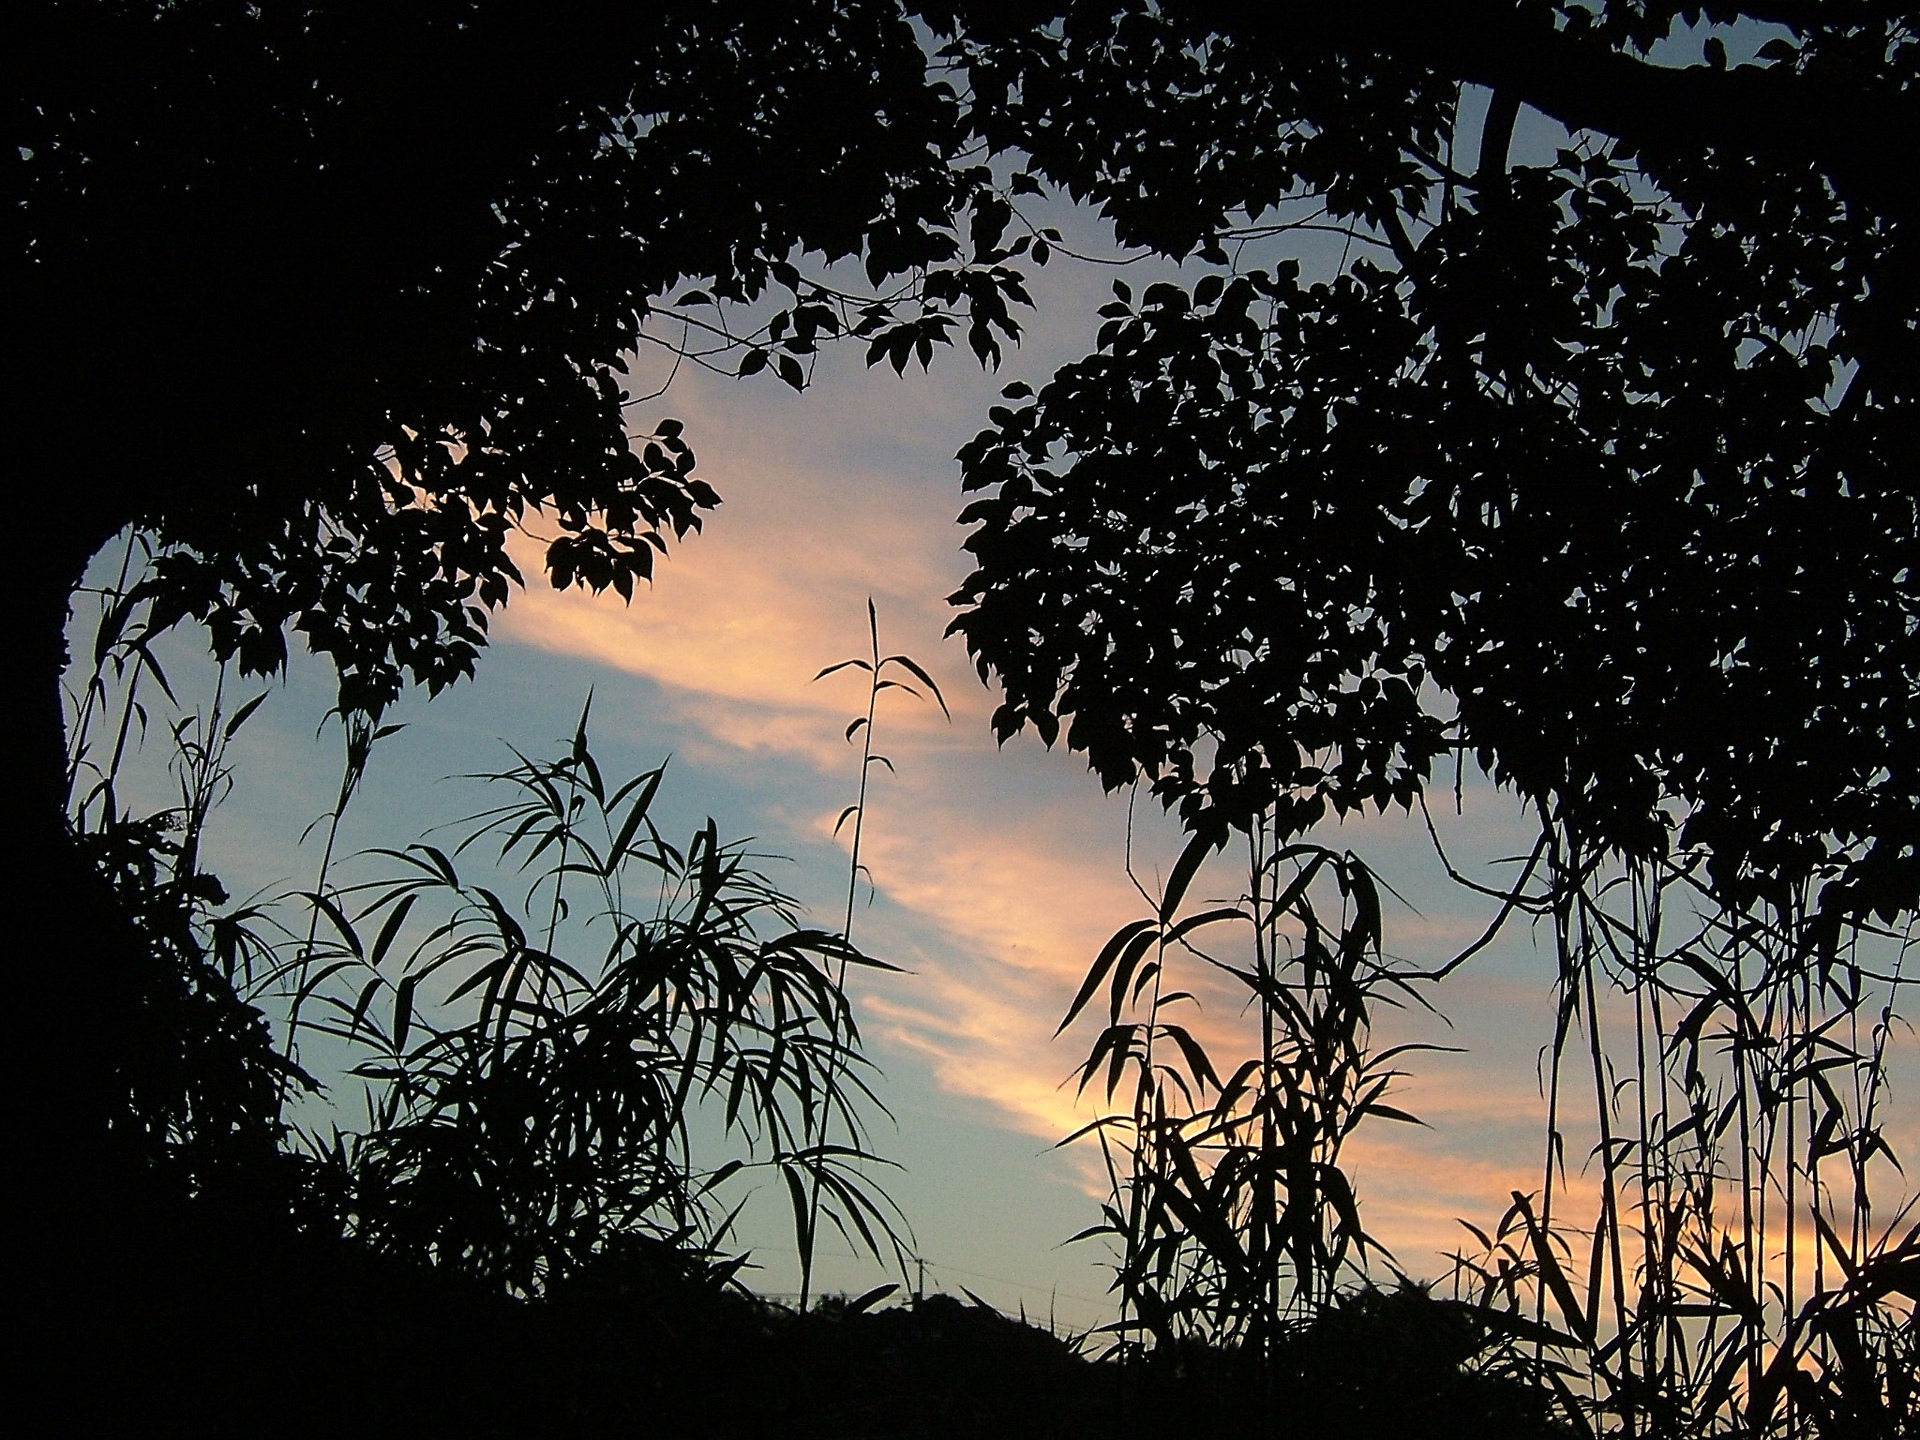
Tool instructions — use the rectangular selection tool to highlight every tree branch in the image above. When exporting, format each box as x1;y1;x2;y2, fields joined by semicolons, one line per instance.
1476;88;1520;198
1216;0;1920;226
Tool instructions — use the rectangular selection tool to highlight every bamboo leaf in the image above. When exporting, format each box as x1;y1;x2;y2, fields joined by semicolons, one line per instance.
1514;1191;1595;1345
1160;830;1219;924
1160;1024;1220;1090
222;691;270;741
392;973;420;1055
367;892;417;969
1354;1102;1424;1126
1166;906;1246;942
607;769;664;867
303;890;364;958
1059;918;1155;1035
879;654;951;719
813;659;873;680
846;1282;898;1314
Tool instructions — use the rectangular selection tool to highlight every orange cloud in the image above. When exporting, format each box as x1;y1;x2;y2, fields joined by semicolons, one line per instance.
490;350;1919;1291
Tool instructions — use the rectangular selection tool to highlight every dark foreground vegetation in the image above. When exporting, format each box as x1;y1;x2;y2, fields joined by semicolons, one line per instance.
60;1194;1564;1440
50;617;1570;1437
13;3;1920;1434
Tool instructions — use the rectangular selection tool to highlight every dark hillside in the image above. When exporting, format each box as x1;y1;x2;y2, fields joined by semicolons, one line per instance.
37;1200;1561;1440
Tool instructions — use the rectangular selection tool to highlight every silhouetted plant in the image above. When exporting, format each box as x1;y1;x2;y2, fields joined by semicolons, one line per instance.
1051;771;1916;1438
73;810;308;1189
1060;801;1438;1382
64;550;310;1194
1439;830;1918;1440
32;13;1920;1433
65;546;915;1303
944;13;1920;1435
797;600;948;1307
293;706;905;1298
279;705;401;1108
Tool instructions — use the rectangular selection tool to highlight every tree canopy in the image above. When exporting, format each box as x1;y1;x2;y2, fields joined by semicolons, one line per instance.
21;5;1917;909
943;1;1920;925
15;4;1920;1431
9;4;1020;1367
12;0;1917;1205
16;0;1919;1115
14;0;1030;715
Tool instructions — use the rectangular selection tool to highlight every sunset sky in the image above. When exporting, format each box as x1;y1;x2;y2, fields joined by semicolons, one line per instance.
94;168;1915;1333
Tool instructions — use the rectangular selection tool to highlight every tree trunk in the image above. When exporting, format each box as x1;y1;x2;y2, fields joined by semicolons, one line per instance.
4;501;177;1426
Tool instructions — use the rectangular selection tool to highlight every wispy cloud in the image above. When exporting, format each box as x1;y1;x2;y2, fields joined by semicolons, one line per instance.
490;343;1626;1281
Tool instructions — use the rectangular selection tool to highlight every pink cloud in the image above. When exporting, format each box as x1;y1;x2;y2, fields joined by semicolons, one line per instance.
488;342;1920;1293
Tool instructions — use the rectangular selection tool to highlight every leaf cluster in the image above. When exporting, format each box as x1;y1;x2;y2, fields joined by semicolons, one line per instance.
289;717;906;1296
946;6;1920;922
1062;827;1436;1358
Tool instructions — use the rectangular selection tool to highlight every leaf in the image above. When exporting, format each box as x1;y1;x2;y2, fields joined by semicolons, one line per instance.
303;890;364;958
1166;906;1245;942
1160;1024;1220;1090
1812;1205;1859;1282
785;1164;815;1267
346;973;386;1040
814;658;873;680
1457;1219;1494;1252
1514;1192;1595;1346
222;691;269;741
1159;829;1219;924
1059;918;1156;1035
1056;1113;1130;1147
443;954;512;1007
879;654;951;719
1111;927;1166;1025
1355;1101;1425;1126
367;892;417;969
606;769;665;867
845;1282;898;1314
392;973;420;1055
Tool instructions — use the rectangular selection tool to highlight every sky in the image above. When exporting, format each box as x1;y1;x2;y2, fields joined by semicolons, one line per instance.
77;150;1915;1333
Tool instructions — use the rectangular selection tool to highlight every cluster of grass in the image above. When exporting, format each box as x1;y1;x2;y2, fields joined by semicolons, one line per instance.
68;583;906;1304
60;538;1915;1437
1056;795;1917;1437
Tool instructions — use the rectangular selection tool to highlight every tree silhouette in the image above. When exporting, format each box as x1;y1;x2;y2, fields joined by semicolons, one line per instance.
948;2;1920;916
11;8;1012;1415
10;0;1016;1239
942;11;1920;1429
14;1;1920;1426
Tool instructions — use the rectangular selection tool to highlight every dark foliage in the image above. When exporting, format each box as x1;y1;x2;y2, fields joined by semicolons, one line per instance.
945;3;1920;923
49;1235;1562;1440
301;724;904;1299
11;9;1012;1411
1135;1284;1572;1440
1061;833;1431;1357
935;16;1920;1431
15;0;1015;712
74;810;314;1193
16;4;1920;1434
